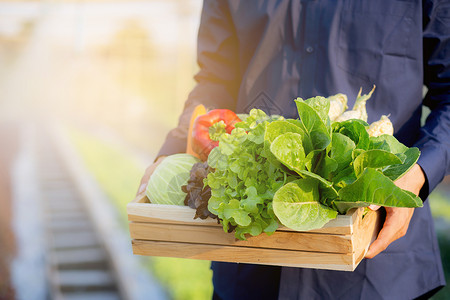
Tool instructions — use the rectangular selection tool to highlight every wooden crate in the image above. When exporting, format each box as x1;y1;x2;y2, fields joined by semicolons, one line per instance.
127;194;381;271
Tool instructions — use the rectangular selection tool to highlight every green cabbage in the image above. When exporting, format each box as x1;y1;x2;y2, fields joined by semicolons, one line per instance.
146;153;200;205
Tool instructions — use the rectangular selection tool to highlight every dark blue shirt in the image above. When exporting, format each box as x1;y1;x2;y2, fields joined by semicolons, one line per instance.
157;0;449;299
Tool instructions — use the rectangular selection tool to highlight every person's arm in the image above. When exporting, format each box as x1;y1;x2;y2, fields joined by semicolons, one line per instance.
413;0;450;199
366;0;450;259
157;0;240;158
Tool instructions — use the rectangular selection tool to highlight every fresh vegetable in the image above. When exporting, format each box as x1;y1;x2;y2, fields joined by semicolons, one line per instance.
205;110;285;239
182;162;216;220
272;179;338;231
146;153;200;205
203;90;423;239
192;109;241;161
367;115;394;137
334;86;375;122
334;168;423;214
327;93;348;121
186;104;207;158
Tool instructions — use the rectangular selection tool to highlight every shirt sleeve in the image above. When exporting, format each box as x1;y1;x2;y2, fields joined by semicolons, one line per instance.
156;0;240;159
415;0;450;196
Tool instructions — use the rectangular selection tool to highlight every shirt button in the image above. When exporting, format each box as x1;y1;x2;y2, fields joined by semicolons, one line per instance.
306;46;314;53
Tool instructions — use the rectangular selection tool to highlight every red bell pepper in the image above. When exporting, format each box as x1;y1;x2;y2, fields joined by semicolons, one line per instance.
192;109;241;161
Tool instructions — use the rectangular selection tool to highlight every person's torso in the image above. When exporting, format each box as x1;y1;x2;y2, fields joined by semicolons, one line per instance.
228;0;424;146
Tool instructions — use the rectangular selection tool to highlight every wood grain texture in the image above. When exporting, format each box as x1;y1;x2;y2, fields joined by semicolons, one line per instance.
127;197;356;234
129;222;353;253
351;208;382;266
129;193;147;204
131;240;355;271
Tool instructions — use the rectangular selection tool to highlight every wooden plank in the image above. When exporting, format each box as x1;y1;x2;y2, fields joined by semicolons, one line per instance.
351;209;382;267
129;222;353;253
127;201;358;235
127;203;220;225
305;226;351;235
129;193;147;204
131;240;355;271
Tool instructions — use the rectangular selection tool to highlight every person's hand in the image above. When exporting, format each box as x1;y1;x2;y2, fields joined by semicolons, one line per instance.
365;164;426;259
136;155;167;196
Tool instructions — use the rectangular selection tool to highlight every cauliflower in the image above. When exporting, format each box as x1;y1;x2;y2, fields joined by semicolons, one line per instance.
327;93;348;121
367;115;394;137
334;85;376;122
335;110;364;122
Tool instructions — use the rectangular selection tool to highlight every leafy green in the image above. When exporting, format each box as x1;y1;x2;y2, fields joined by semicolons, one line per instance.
203;92;423;237
330;132;356;174
264;120;310;166
270;132;306;173
147;154;200;205
304;96;330;125
353;149;403;177
205;110;287;239
370;134;407;153
335;168;423;214
332;119;370;150
264;120;304;143
304;150;338;180
273;179;337;231
294;98;331;151
383;147;420;181
369;135;420;181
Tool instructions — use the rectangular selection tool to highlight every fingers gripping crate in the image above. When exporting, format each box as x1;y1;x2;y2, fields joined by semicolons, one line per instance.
127;194;381;271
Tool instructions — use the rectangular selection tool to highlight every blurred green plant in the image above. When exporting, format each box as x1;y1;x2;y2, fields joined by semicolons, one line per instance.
66;125;213;300
429;190;450;299
432;233;450;300
430;191;450;220
148;257;213;300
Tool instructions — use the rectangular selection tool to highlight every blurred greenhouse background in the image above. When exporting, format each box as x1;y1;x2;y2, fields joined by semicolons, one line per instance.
0;1;448;300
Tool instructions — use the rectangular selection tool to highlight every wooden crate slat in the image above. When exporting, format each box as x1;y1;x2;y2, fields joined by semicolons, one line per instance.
131;240;356;271
127;203;219;225
350;208;381;259
129;222;353;254
130;193;147;204
127;199;356;235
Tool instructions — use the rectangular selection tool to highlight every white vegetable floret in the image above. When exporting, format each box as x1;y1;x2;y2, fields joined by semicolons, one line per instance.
327;93;348;121
334;85;376;122
335;110;363;122
367;115;394;137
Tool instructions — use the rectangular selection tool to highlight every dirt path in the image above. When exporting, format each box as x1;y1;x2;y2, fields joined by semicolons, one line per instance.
0;122;19;299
